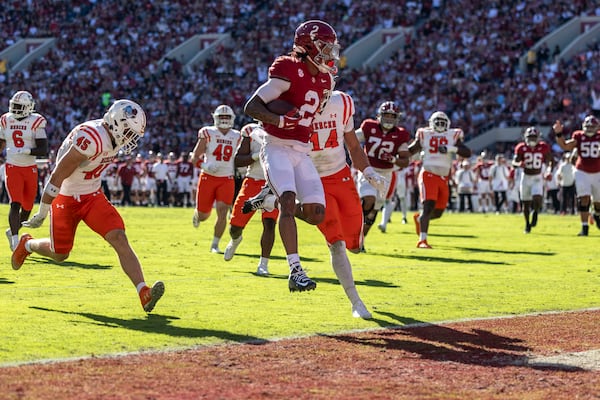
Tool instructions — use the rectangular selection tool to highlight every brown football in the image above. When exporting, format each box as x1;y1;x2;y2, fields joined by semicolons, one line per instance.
266;99;296;115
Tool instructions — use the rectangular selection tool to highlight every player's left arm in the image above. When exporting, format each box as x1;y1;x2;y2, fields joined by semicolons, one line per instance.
455;139;471;158
29;138;48;157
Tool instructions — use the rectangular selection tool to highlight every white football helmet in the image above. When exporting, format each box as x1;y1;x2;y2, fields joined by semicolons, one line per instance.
429;111;450;133
103;99;146;155
524;126;540;147
582;115;600;137
213;104;235;130
9;90;35;119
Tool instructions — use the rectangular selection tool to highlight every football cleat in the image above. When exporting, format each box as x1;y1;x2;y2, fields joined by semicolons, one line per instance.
578;225;589;236
223;236;243;261
242;185;274;214
210;246;222;254
352;300;372;319
11;233;33;270
413;212;421;236
288;266;316;292
416;239;432;249
192;210;200;228
377;224;386;233
256;264;269;276
402;217;407;225
524;224;531;234
140;281;165;313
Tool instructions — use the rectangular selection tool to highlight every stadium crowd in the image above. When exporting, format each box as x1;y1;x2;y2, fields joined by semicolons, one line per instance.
0;0;599;215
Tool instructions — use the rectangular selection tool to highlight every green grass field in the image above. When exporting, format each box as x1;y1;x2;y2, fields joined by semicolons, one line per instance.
1;204;598;365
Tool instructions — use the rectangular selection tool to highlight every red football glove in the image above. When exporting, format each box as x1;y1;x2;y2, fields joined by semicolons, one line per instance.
278;109;301;130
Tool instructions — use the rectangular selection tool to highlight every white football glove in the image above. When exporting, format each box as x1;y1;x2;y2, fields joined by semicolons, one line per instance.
202;162;218;174
363;166;388;197
22;203;51;228
7;147;31;155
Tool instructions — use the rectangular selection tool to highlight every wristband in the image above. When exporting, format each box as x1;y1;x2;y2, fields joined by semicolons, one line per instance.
44;182;60;197
21;148;32;155
446;145;458;153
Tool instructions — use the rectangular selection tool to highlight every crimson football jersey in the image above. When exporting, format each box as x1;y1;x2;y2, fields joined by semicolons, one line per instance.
262;56;334;143
360;119;411;170
571;130;600;173
514;141;551;175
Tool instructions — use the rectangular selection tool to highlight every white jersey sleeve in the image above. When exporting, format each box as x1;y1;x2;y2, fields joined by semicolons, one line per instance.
309;91;354;177
241;123;266;180
0;112;47;166
58;119;119;196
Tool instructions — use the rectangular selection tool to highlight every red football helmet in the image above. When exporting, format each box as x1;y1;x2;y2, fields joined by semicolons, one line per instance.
377;101;401;131
524;126;540;147
293;20;340;74
582;115;600;137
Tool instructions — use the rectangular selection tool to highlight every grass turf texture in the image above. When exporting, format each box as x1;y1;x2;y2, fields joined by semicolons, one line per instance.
1;204;598;365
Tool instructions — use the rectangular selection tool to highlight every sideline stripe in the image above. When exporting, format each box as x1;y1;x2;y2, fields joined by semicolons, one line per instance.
2;306;599;368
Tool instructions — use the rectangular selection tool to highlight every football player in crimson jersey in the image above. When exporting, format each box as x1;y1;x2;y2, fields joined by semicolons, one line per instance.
511;126;553;233
307;90;387;318
191;104;241;253
0;91;48;250
12;100;164;313
355;101;410;250
175;151;194;207
408;111;471;248
554;116;600;236
243;20;339;293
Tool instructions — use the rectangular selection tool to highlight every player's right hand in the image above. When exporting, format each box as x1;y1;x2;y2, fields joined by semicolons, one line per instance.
278;109;301;130
363;166;388;197
22;213;46;229
202;162;218;174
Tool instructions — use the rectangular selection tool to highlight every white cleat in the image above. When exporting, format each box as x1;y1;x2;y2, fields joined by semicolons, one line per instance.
224;236;243;261
210;246;222;254
256;264;269;276
352;300;372;319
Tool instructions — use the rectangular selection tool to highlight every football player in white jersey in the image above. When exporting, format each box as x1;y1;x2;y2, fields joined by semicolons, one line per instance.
307;90;386;318
223;122;279;275
13;100;164;313
0;91;48;250
191;104;241;253
408;111;471;248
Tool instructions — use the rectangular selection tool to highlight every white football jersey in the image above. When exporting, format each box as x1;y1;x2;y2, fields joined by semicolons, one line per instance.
56;119;119;196
241;123;266;180
198;125;241;177
0;112;47;166
416;126;464;177
309;90;354;177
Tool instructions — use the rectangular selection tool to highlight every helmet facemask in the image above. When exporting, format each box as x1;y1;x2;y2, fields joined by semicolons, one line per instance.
9;91;35;119
104;100;146;155
293;20;340;74
582;115;600;137
213;105;235;130
429;111;450;133
524;127;540;147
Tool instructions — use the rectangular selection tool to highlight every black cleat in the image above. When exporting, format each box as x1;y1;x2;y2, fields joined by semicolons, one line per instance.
242;185;273;214
594;214;600;228
288;267;316;292
578;225;589;236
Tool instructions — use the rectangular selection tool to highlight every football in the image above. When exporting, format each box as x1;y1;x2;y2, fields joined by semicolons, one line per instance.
266;99;296;115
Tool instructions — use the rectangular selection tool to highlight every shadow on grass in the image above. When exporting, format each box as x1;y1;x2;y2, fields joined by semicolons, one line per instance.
30;306;267;344
240;272;399;288
453;247;556;256
27;257;113;270
0;277;15;284
361;251;509;265
225;252;321;263
325;310;584;371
